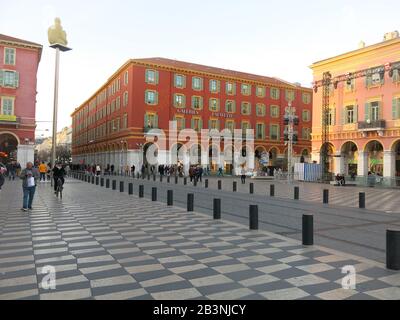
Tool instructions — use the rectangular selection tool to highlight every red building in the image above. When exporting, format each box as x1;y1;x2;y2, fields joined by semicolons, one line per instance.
71;58;312;174
0;34;42;165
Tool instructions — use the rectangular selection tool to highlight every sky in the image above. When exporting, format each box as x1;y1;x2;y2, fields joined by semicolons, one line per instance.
1;0;399;137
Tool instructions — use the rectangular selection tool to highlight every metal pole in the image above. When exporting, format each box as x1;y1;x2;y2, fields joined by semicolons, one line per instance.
213;198;221;220
51;47;60;168
302;214;314;245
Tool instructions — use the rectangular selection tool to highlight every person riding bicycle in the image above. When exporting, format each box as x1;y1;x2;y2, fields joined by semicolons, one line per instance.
52;162;66;194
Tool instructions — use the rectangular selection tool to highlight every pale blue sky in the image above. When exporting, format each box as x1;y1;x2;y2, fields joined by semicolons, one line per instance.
1;0;399;135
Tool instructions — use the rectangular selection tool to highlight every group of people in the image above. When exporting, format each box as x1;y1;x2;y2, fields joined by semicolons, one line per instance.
188;166;204;183
4;161;21;180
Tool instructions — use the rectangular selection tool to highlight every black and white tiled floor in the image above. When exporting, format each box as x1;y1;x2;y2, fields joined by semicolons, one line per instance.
0;179;399;300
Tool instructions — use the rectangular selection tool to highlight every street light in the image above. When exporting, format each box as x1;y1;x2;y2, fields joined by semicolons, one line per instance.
284;100;299;184
48;17;71;169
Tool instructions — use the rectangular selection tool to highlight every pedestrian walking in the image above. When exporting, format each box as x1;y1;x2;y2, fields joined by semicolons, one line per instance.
96;164;101;176
39;161;47;182
240;167;246;184
20;162;39;211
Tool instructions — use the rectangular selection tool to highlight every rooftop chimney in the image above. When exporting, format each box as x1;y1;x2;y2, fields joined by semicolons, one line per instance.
384;31;399;41
358;40;366;49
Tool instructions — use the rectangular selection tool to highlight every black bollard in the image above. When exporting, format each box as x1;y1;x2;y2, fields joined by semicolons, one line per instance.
213;198;221;220
218;180;222;190
152;187;157;201
294;186;299;200
106;179;110;188
359;192;365;209
120;181;124;192
100;178;104;187
270;184;275;197
139;185;144;198
205;179;208;188
323;189;329;204
387;230;400;270
233;181;237;192
187;193;194;212
167;190;173;206
112;180;116;190
91;176;95;184
302;214;314;246
167;176;170;183
128;183;133;195
250;183;254;194
249;205;258;230
96;177;99;185
184;177;187;185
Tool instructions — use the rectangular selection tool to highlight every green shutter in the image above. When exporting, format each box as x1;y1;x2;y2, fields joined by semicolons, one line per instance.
199;119;203;129
144;113;148;127
200;97;203;109
341;106;346;124
208;120;211;129
378;101;382;120
155;92;158;105
354;105;358;123
365;103;371;121
154;114;158;128
0;70;3;86
191;118;195;129
392;98;397;120
155;71;159;84
14;72;19;88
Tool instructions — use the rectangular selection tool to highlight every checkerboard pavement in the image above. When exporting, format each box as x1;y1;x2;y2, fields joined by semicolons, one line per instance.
0;178;400;300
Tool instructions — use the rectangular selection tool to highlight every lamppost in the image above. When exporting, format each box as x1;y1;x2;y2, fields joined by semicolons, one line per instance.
48;17;71;169
136;142;144;170
284;100;299;184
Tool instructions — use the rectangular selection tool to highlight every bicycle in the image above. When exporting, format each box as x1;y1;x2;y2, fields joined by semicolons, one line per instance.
55;177;63;199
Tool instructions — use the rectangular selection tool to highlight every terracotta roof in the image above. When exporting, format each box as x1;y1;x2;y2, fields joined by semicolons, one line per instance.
132;57;303;88
0;34;42;48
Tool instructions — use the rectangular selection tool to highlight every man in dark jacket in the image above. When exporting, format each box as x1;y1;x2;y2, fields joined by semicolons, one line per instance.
52;162;66;193
20;162;40;211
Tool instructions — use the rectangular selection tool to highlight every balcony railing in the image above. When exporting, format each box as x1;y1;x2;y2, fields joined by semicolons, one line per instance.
357;119;386;131
0;115;20;125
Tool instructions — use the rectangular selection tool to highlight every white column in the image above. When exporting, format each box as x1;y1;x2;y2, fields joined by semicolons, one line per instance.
17;144;34;165
383;150;395;178
357;151;368;176
333;152;344;174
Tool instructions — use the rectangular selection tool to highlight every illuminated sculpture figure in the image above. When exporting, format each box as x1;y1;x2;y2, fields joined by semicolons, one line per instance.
48;17;68;46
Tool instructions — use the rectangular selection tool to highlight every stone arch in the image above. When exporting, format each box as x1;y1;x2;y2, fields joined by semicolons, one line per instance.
364;140;384;175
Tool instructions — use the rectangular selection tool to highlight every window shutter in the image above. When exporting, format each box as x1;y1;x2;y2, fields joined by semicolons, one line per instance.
199;119;203;129
354;105;358;122
14;72;19;88
378;101;382;120
217;80;221;92
208;120;211;129
154;114;158;128
365;103;371;121
341;106;346;125
155;71;159;84
200;78;203;90
365;76;371;88
191;118;194;129
392;98;397;120
155;92;158;105
200;97;203;109
182;76;186;89
0;70;3;86
144;113;148;127
182;95;186;108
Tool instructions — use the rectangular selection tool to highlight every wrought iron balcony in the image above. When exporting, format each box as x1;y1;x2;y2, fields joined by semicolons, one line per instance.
357;120;386;131
0;115;20;126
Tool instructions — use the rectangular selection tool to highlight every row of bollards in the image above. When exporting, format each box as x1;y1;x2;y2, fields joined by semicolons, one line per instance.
71;171;400;271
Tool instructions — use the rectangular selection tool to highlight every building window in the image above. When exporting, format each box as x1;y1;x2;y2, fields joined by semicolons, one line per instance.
191;117;203;132
123;91;128;106
173;116;185;131
241;121;251;134
270;105;279;118
270;124;279;140
302;110;310;122
345;79;355;92
225;120;235;133
0;70;19;88
192;96;203;110
241;83;251;96
192;77;203;91
344;105;355;124
145;69;158;84
393;70;400;83
111;100;115;113
209;79;220;93
116;96;121;109
270;87;280;100
226;82;236;95
327;108;336;126
285;89;295;102
209;119;220;130
365;69;385;87
302;92;311;104
256;123;265;139
392;97;400;119
225;100;235;113
241;102;251;115
4;48;16;65
145;90;158;105
144;113;158;129
209;98;220;111
256;103;266;117
174;94;185;108
124;71;129;85
371;102;379;121
302;128;311;140
1;97;14;115
256;86;266;98
174;74;186;88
